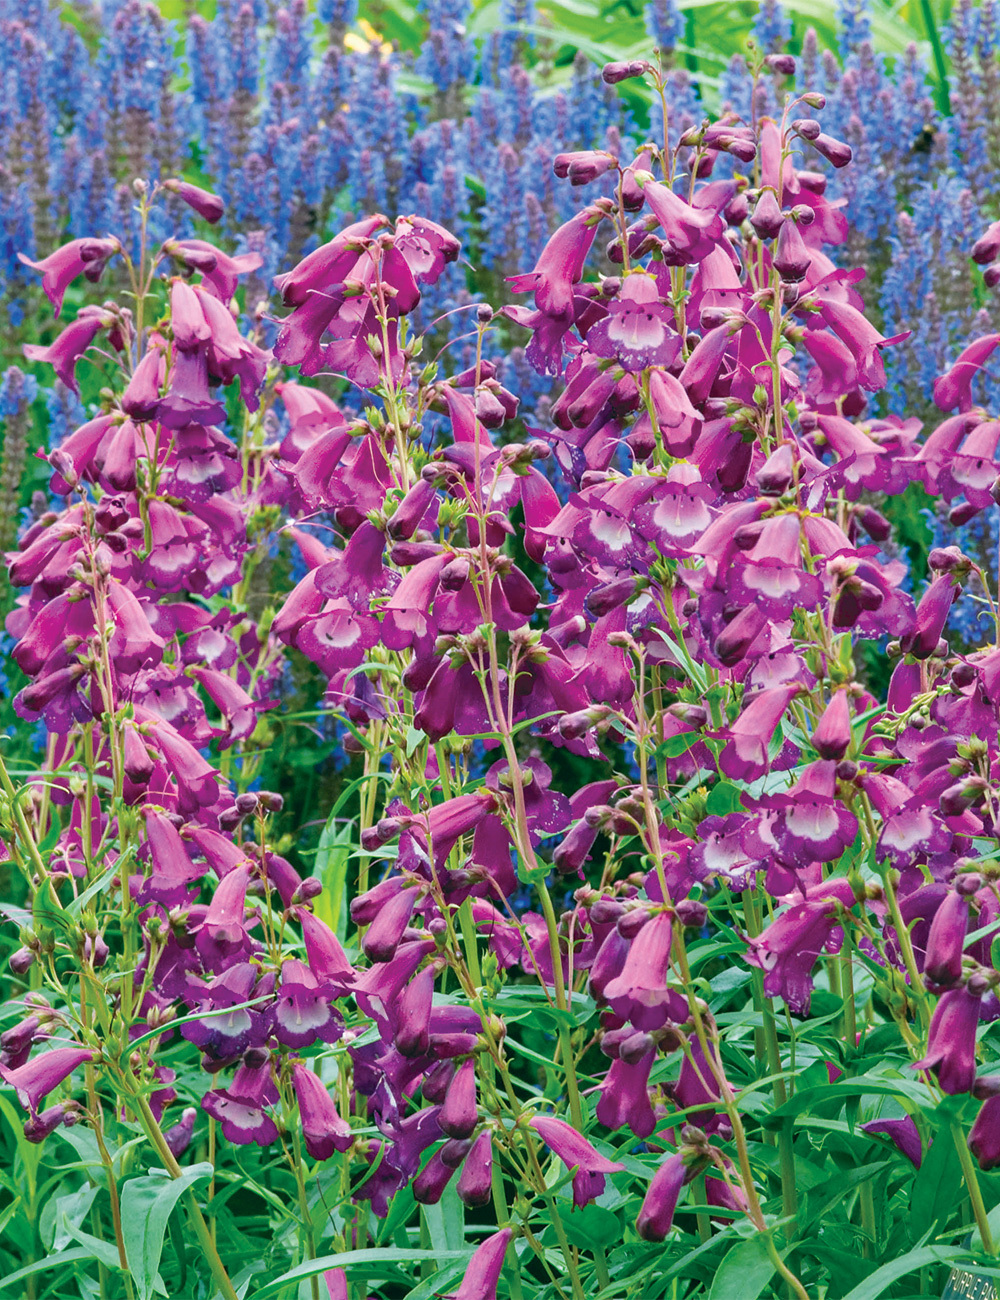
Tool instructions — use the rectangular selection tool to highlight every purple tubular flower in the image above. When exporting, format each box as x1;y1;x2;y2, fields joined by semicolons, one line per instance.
413;1149;457;1204
362;886;418;963
933;334;1000;412
899;573;959;659
448;1228;513;1300
163;178;225;224
744;880;856;1015
201;1061;279;1146
292;1063;353;1159
636;1153;687;1242
395;964;435;1057
0;1047;93;1115
718;683;801;781
295;908;355;990
23;310;112;393
164;1107;198;1158
507;206;603;323
195;864;252;964
602;912;677;1030
456;1131;494;1207
970;1096;1000;1170
273;214;388;306
24;1103;77;1143
812;690;852;760
440;1058;478;1139
273;960;342;1048
915;987;982;1094
18;237;119;315
923;892;969;988
860;1116;923;1167
596;1052;656;1137
529;1115;625;1207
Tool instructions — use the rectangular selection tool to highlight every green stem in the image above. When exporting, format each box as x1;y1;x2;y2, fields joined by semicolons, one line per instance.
953;1122;997;1256
131;1092;240;1300
291;1127;321;1300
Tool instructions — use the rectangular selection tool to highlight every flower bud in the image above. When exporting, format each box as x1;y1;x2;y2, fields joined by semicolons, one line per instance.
765;53;795;75
440;1058;478;1139
602;59;650;84
675;898;707;929
456;1131;493;1207
750;189;784;240
810;133;853;168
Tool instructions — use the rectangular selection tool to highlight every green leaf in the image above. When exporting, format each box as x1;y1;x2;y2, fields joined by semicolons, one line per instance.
421;1180;465;1254
707;1233;778;1300
0;1246;97;1291
252;1248;472;1299
705;782;745;816
403;1259;469;1300
762;1076;930;1128
313;814;353;943
839;1246;970;1300
120;1164;213;1300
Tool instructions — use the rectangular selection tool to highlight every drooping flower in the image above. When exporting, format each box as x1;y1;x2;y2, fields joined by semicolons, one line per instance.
529;1115;625;1208
291;1062;353;1159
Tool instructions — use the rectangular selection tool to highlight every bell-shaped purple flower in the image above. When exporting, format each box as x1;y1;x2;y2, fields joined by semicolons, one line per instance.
441;1058;478;1139
530;1115;625;1208
0;1047;93;1115
201;1060;279;1146
448;1228;513;1300
636;1153;687;1241
860;1115;923;1167
602;912;678;1030
915;986;982;1094
924;891;969;988
970;1096;1000;1170
456;1130;494;1207
744;879;856;1015
292;1062;353;1159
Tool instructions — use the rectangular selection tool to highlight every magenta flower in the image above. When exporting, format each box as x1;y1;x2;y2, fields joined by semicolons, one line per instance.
456;1131;494;1207
899;573;960;659
636;1153;687;1241
933;334;1000;412
860;1116;923;1167
441;1058;478;1139
273;960;343;1048
163;178;225;224
814;283;910;389
915;986;982;1094
0;1046;93;1115
811;690;852;760
507;205;605;324
23;308;113;393
201;1060;279;1146
744;879;856;1014
718;683;801;782
291;1063;353;1159
529;1115;625;1207
637;175;723;262
584;273;682;372
596;1052;656;1137
603;912;679;1030
18;237;119;315
448;1228;512;1300
970;1096;1000;1170
924;891;969;988
196;864;253;964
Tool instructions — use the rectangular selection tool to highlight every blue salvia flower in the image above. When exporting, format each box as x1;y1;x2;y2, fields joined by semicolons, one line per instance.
837;0;872;52
645;0;683;55
752;0;791;53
